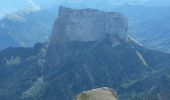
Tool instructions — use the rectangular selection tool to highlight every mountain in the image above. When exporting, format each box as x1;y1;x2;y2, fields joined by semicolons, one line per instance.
0;6;170;100
43;7;170;100
113;5;170;53
0;32;20;50
0;8;57;50
50;6;128;44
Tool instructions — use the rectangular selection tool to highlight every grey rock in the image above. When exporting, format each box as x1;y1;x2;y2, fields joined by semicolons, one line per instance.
75;87;118;100
50;6;128;45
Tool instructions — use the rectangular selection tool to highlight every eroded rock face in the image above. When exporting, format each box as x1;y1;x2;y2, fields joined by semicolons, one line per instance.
75;87;118;100
45;6;129;75
50;6;128;45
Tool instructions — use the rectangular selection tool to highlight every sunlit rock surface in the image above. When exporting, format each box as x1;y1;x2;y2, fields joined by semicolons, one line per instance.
50;6;128;45
75;87;118;100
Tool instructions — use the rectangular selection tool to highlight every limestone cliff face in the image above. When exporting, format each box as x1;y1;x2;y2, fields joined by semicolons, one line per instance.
50;6;128;45
46;6;129;71
75;87;118;100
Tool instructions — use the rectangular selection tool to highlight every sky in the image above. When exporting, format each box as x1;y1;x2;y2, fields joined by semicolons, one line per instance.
0;0;170;19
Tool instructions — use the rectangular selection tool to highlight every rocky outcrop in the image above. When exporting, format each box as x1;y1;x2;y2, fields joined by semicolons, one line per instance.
50;6;128;45
46;6;129;71
75;87;118;100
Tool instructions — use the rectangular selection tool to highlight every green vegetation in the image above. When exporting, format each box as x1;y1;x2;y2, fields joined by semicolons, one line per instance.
5;56;21;66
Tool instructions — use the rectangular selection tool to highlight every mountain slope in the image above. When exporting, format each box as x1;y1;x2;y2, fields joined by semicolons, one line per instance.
0;8;57;50
0;43;44;100
0;33;19;50
113;5;170;53
43;7;170;100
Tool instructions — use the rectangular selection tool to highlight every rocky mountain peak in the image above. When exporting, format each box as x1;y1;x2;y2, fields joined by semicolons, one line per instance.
50;6;128;45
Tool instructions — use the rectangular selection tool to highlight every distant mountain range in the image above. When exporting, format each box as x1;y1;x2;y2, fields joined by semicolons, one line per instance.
0;8;57;50
0;7;170;100
114;5;170;52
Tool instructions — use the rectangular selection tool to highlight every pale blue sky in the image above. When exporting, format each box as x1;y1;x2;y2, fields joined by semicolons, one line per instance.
0;0;169;19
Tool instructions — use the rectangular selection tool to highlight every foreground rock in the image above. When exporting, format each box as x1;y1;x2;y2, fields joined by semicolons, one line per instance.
75;87;118;100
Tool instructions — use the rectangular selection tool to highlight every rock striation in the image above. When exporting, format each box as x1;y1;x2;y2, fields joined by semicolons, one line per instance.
50;6;128;45
75;87;118;100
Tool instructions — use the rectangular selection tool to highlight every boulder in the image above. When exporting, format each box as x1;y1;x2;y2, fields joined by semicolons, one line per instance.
75;87;118;100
